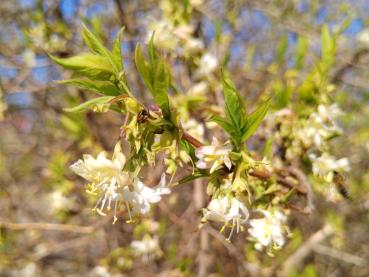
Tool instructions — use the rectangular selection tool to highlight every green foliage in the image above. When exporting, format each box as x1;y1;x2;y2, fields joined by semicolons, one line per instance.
241;99;271;142
50;53;116;80
211;72;270;146
135;37;171;120
276;33;288;63
58;79;121;96
294;36;308;69
321;25;336;73
64;96;115;113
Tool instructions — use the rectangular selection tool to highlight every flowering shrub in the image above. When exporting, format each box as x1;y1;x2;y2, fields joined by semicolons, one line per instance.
49;18;351;259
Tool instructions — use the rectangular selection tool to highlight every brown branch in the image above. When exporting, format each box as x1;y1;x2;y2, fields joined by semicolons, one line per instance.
182;132;204;148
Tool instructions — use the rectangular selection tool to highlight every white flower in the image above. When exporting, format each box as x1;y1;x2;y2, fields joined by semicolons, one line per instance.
248;210;287;254
90;266;110;277
195;137;233;173
47;191;73;213
204;196;249;240
187;81;208;96
309;153;350;179
146;19;178;50
123;174;171;219
195;53;218;78
130;235;162;262
70;143;129;219
357;29;369;46
182;118;205;141
71;144;171;222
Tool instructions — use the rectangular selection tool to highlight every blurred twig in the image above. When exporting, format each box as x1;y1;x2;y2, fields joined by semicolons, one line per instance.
283;224;334;273
0;221;94;234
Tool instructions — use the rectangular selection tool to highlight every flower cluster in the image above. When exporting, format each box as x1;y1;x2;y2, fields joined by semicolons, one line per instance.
248;210;289;255
130;235;162;262
70;143;170;223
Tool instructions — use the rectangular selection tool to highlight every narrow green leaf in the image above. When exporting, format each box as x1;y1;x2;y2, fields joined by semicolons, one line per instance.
294;36;308;69
135;44;151;89
112;27;125;72
222;71;247;132
134;42;170;119
58;79;121;96
241;99;271;142
210;115;240;141
64;96;115;113
152;59;170;117
321;25;335;71
276;33;288;63
50;53;115;80
81;24;119;73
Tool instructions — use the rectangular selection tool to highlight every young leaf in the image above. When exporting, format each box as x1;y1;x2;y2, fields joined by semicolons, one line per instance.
50;53;115;80
111;27;125;72
64;96;115;113
81;24;119;73
276;33;288;63
241;99;271;142
222;72;247;132
294;36;308;69
134;42;171;119
321;25;336;72
58;79;121;96
135;44;151;88
210;115;239;139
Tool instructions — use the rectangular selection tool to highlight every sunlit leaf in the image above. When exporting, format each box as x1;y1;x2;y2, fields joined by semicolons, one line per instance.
58;79;121;96
50;53;115;80
241;99;271;142
64;96;115;113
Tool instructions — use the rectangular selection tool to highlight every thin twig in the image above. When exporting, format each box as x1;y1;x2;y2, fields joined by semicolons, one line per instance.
314;244;366;267
283;224;334;273
0;221;94;234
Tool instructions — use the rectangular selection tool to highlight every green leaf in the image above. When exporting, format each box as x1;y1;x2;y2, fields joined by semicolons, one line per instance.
135;43;151;87
241;99;271;142
112;27;125;72
222;71;247;132
321;25;335;72
210;115;239;139
50;53;115;80
58;79;121;96
64;96;115;113
134;42;171;119
294;36;308;69
276;33;288;63
81;24;119;73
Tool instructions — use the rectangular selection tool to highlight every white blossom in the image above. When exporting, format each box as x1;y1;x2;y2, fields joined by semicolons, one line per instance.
123;174;171;219
130;235;162;262
70;144;170;222
309;153;350;179
196;137;233;173
357;28;369;46
248;210;288;254
70;143;129;218
146;19;178;50
195;53;218;78
300;104;342;148
204;196;249;240
182;118;205;142
47;191;73;213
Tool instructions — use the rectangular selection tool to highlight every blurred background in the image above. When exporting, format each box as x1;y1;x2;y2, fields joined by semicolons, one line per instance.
0;0;368;276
